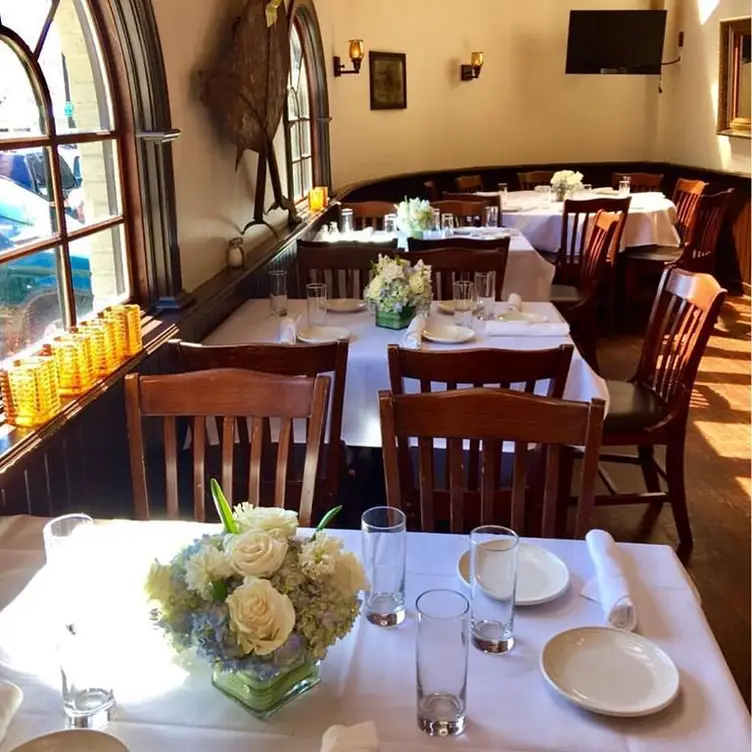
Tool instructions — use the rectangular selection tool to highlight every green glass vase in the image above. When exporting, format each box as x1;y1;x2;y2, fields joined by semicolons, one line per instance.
375;305;415;330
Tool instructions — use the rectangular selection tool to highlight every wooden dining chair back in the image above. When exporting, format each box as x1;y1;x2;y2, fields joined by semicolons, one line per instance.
172;339;348;509
610;172;664;193
454;174;483;192
672;178;707;244
409;247;509;300
380;388;605;536
341;201;397;230
431;200;488;227
125;370;331;526
517;170;554;190
675;189;733;274
424;180;439;202
297;241;396;298
407;236;511;253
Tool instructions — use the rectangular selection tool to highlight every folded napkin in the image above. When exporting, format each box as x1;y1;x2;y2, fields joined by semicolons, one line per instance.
321;721;379;752
279;315;300;344
0;681;22;744
507;293;522;312
485;320;570;337
583;529;637;631
401;315;426;349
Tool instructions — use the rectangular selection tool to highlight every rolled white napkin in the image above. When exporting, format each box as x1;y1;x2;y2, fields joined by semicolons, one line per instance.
279;315;300;344
321;721;379;752
0;681;22;744
401;315;426;349
485;320;570;337
583;529;637;631
507;293;522;311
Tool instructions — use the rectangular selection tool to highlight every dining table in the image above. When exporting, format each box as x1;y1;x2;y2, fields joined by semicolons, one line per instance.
0;515;748;752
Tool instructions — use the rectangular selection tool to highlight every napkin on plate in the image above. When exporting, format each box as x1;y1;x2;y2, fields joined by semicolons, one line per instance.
0;681;22;744
401;315;426;349
507;293;523;312
485;320;570;337
279;315;300;344
583;529;637;631
320;721;379;752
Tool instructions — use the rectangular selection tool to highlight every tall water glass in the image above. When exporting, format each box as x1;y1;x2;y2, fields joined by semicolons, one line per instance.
269;270;288;317
432;207;441;232
384;213;397;234
474;271;495;321
362;507;406;627
618;176;631;196
441;213;455;237
484;206;499;228
497;182;508;210
306;282;327;327
341;207;355;234
536;185;552;205
470;525;518;654
416;589;469;737
453;280;474;327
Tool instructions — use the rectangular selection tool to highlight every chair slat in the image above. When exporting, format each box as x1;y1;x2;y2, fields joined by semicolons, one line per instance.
418;438;435;532
511;441;528;531
481;440;497;525
541;444;559;537
193;416;206;522
221;417;234;506
248;417;263;505
275;419;293;508
164;416;179;519
448;438;464;533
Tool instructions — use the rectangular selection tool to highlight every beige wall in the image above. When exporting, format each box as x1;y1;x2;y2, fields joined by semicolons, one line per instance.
657;0;751;175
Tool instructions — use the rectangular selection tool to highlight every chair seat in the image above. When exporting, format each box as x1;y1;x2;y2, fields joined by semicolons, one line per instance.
604;380;668;434
627;245;683;263
550;284;582;304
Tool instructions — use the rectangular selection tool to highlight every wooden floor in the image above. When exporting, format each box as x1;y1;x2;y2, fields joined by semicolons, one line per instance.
596;295;751;707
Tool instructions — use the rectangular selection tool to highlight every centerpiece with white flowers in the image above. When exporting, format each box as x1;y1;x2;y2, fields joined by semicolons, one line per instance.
550;169;584;201
364;254;432;330
395;197;434;237
145;480;366;718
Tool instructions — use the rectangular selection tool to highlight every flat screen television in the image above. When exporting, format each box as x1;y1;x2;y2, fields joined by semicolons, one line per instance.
565;10;667;75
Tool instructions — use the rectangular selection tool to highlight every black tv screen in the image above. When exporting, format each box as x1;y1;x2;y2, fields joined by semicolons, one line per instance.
566;10;667;75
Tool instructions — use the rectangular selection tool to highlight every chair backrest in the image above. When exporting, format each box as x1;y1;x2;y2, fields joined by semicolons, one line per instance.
297;241;396;298
424;180;439;202
677;189;734;273
408;247;509;300
125;370;331;526
635;267;726;415
379;388;605;536
432;199;488;226
454;174;483;192
518;170;554;190
172;339;348;507
576;211;622;303
558;198;630;282
407;235;511;253
441;191;490;203
341;201;397;230
610;172;664;193
672;178;707;244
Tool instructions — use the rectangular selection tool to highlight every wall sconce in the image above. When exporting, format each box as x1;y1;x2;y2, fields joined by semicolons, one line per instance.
460;51;484;81
333;40;364;77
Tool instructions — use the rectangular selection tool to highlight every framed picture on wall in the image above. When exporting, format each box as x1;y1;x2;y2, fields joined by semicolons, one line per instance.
369;51;407;110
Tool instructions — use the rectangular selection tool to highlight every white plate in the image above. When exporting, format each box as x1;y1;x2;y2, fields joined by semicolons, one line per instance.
540;627;680;717
457;542;570;605
11;731;129;752
497;310;549;324
325;298;365;313
436;300;482;315
297;325;350;344
594;187;619;196
422;325;475;344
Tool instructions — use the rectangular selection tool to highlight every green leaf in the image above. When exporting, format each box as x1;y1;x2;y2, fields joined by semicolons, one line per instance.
210;580;228;602
315;505;342;533
211;478;239;535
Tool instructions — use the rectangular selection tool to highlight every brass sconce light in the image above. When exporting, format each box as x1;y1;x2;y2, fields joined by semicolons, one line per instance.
334;39;365;77
460;51;484;81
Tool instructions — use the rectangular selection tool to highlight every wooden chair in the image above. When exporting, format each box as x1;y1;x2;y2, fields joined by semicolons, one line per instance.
431;199;488;227
125;370;330;526
454;174;483;192
672;178;708;245
517;170;554;190
407;236;511;253
408;247;509;300
594;268;726;555
171;339;348;510
550;211;622;372
611;172;664;193
341;201;397;230
380;388;605;536
297;241;396;298
424;180;439;202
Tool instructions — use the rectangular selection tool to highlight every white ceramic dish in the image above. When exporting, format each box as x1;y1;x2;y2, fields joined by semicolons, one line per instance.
297;325;349;344
457;542;570;606
436;300;482;315
325;298;365;313
497;311;549;324
540;627;680;717
594;187;619;196
422;325;475;344
11;730;129;752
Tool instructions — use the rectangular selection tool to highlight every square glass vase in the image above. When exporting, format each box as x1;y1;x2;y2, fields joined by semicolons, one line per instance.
375;305;415;330
212;657;321;719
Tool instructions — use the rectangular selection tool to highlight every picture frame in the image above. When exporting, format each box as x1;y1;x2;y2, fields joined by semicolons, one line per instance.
369;51;407;110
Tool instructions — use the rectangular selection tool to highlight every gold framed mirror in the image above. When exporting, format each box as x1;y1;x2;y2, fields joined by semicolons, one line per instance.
718;17;751;138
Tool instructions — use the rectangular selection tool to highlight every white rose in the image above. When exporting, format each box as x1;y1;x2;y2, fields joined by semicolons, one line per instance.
367;276;383;298
408;273;425;295
184;545;233;597
332;552;369;596
232;503;298;539
227;578;295;656
225;529;288;578
145;561;173;604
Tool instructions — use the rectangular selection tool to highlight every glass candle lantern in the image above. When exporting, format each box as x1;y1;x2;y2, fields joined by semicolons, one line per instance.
122;305;143;356
101;309;127;363
50;333;97;396
94;315;123;370
79;320;112;378
0;356;61;427
308;187;326;212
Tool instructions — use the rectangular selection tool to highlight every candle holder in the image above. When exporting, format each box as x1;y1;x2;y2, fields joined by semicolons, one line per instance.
308;187;326;212
79;320;112;378
100;310;126;363
50;333;97;396
109;305;142;357
0;355;61;427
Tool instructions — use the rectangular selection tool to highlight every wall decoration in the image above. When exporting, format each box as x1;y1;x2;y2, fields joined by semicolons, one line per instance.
718;16;751;138
369;51;407;110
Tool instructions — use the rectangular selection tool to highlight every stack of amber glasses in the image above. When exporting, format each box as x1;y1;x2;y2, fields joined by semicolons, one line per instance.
49;331;97;397
0;355;61;427
79;319;116;377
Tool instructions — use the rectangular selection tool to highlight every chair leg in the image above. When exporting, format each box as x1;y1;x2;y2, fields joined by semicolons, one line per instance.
637;446;662;493
665;437;693;556
580;321;600;374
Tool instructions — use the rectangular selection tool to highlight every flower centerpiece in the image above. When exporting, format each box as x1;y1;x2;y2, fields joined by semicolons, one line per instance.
145;481;366;718
364;254;432;330
395;197;434;238
550;170;584;201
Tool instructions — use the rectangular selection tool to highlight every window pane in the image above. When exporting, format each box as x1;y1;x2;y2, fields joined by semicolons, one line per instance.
0;0;53;57
290;27;303;90
300;119;311;158
297;62;311;118
38;0;115;134
287;88;299;120
70;223;127;320
0;246;64;359
0;39;47;137
302;157;313;196
293;162;302;201
291;123;301;161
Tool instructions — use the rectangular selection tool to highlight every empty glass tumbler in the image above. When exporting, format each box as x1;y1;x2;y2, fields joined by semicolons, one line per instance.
416;589;470;737
452;280;475;327
470;525;519;654
432;207;442;232
361;507;406;627
497;182;508;209
384;213;398;234
618;176;631;196
269;270;288;317
484;206;499;228
306;282;327;327
474;271;496;321
341;208;355;234
441;213;455;237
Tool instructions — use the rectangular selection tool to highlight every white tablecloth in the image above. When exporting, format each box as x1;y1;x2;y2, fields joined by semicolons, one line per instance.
204;300;609;448
479;190;680;253
0;516;748;752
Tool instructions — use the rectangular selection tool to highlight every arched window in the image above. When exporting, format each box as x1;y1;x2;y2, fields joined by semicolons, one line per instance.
287;24;313;203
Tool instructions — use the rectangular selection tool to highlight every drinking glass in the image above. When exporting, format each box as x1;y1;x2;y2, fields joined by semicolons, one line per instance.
361;507;406;627
497;182;508;209
474;271;496;321
453;280;474;327
536;185;552;204
441;213;455;237
341;208;355;234
269;270;288;317
306;282;327;327
416;589;469;737
484;206;499;228
470;525;518;654
619;176;631;196
581;183;593;197
383;213;397;234
432;207;442;232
